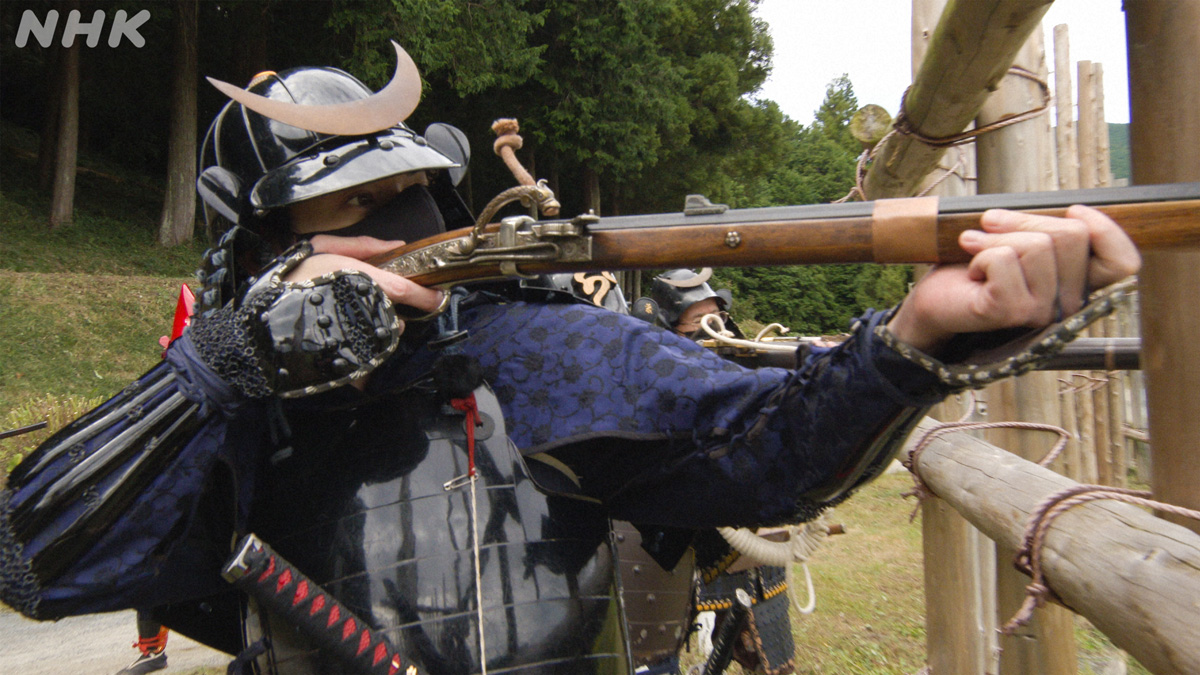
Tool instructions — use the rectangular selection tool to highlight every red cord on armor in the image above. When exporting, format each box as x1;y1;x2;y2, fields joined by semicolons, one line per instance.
450;394;479;477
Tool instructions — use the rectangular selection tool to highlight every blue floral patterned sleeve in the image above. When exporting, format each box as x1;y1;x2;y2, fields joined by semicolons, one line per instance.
378;298;951;528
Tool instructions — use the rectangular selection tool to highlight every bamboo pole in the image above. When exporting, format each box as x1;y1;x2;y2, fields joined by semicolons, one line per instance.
1052;25;1080;191
1126;0;1200;536
907;417;1200;675
864;0;1054;199
976;29;1076;674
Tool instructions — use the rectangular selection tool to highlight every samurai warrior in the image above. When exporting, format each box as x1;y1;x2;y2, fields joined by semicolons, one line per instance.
0;43;1140;674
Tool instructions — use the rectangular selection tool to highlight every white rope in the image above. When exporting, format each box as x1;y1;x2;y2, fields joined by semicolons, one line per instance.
716;516;831;619
754;323;791;341
786;562;817;615
699;314;816;353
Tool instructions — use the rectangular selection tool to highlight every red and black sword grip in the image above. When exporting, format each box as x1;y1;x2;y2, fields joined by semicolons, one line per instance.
223;533;413;675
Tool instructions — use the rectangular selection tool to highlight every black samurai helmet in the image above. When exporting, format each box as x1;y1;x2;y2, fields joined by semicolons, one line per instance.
196;41;474;246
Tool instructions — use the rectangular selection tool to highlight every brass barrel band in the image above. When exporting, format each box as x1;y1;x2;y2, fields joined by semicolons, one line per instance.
871;196;940;263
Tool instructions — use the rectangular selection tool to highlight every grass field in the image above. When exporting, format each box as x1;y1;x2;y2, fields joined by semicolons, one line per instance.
0;125;1149;674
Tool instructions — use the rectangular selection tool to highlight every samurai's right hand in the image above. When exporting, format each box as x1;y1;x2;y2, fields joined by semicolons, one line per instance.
294;234;445;312
183;241;402;399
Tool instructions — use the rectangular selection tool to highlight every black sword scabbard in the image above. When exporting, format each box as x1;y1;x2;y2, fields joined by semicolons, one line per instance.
223;533;414;675
702;587;753;675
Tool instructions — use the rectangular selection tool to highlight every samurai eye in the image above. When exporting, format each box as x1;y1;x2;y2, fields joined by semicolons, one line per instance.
347;192;376;209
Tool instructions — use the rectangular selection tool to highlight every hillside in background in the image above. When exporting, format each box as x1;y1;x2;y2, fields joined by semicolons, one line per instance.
1109;122;1130;181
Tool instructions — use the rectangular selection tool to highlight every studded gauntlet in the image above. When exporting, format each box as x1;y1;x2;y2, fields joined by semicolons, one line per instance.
185;242;402;399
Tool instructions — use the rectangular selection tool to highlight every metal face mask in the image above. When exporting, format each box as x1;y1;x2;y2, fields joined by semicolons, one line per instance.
318;183;446;243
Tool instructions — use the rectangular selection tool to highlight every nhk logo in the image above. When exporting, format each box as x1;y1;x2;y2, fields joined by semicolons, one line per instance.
14;8;151;48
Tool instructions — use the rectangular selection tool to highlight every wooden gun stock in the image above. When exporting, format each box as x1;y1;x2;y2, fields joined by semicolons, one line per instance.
369;183;1200;288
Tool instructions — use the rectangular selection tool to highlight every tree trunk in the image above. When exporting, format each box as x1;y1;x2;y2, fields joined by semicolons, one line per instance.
48;16;80;230
583;165;601;216
158;0;199;247
37;42;63;191
233;1;270;85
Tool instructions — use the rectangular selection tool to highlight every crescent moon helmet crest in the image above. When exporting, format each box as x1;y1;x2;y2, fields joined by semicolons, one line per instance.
206;41;422;135
197;40;461;231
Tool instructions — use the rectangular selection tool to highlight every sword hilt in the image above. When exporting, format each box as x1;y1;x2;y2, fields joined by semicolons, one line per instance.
223;534;415;675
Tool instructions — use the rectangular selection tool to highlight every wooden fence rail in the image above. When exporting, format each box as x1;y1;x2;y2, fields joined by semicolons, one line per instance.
907;416;1200;675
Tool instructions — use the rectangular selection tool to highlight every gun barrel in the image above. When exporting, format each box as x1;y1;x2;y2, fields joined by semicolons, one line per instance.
372;183;1200;287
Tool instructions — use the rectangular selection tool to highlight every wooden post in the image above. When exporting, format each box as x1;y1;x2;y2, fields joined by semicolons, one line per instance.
1076;372;1099;483
1073;60;1103;483
1076;61;1099;189
1052;25;1080;191
1106;314;1128;488
907;418;1200;675
911;2;990;672
864;0;1054;199
1058;376;1082;480
1092;342;1114;485
1094;63;1112;188
1051;25;1084;482
1126;0;1200;535
976;29;1076;675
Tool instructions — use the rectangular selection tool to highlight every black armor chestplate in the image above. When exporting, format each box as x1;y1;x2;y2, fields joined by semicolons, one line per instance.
244;386;630;674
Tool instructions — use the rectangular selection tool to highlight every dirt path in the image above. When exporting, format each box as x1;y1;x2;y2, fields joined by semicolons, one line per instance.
0;608;229;674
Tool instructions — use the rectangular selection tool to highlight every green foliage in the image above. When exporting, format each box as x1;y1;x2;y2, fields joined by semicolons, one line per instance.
327;0;547;95
812;74;862;154
528;0;691;176
701;74;911;334
1108;122;1130;181
0;1;903;335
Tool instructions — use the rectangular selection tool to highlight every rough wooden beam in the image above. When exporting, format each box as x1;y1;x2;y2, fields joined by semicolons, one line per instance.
863;0;1054;199
907;417;1200;674
1126;0;1200;539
